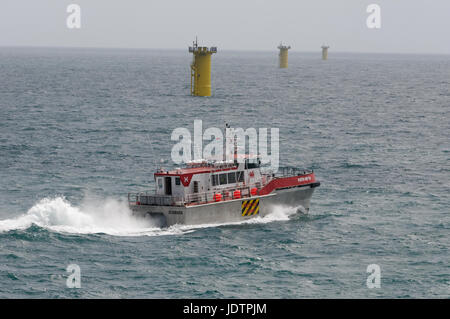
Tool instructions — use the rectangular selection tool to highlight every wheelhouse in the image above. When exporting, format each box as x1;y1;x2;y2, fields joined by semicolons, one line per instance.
128;153;317;207
154;155;263;199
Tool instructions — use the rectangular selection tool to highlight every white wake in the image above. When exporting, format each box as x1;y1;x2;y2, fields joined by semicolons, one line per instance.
0;196;300;236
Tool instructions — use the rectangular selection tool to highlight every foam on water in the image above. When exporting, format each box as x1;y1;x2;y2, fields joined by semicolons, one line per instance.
0;196;159;236
170;204;299;233
0;197;299;236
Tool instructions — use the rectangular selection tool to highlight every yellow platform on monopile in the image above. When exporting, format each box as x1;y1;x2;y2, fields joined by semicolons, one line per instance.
189;38;217;96
278;43;291;68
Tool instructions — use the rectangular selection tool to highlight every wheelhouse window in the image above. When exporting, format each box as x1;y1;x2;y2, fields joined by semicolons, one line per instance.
212;174;219;186
175;177;180;185
245;159;261;169
193;181;199;193
237;171;244;182
219;173;227;185
227;172;236;183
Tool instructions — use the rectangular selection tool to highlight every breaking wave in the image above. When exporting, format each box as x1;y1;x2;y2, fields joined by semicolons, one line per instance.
0;197;301;237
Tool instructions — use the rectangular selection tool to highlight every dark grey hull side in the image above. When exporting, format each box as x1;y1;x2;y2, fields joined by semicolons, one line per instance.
130;184;319;227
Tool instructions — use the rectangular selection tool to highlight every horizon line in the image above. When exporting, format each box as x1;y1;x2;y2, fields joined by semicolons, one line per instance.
1;45;449;56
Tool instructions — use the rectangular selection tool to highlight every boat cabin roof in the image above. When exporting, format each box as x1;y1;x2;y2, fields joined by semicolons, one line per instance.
154;155;260;177
155;165;238;177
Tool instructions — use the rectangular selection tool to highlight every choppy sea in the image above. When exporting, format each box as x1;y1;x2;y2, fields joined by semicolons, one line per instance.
0;47;449;298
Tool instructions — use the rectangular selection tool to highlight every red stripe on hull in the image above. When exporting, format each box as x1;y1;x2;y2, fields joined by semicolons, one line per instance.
259;173;316;195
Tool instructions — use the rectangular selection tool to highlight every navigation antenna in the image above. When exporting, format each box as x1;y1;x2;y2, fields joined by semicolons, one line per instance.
147;134;159;172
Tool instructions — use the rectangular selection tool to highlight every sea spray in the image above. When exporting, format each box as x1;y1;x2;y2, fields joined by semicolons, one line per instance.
0;196;158;235
0;197;300;236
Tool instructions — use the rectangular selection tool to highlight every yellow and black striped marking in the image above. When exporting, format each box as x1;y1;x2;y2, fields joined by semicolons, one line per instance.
241;199;260;216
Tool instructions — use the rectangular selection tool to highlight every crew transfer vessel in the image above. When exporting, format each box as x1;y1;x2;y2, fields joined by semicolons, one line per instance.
128;154;320;226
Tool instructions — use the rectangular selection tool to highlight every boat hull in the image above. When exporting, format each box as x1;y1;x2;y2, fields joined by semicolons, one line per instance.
130;183;319;227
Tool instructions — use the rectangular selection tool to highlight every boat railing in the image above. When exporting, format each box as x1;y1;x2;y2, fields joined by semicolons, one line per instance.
184;185;255;205
128;192;183;206
128;168;312;207
274;167;313;178
182;184;261;206
128;184;262;207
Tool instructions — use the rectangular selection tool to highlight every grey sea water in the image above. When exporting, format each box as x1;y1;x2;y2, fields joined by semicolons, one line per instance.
0;47;449;298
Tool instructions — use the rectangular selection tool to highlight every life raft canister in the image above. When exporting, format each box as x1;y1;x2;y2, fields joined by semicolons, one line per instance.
214;193;222;202
233;190;241;199
250;188;258;196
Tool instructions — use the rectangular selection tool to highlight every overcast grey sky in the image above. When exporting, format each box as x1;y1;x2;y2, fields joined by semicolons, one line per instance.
1;0;449;54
